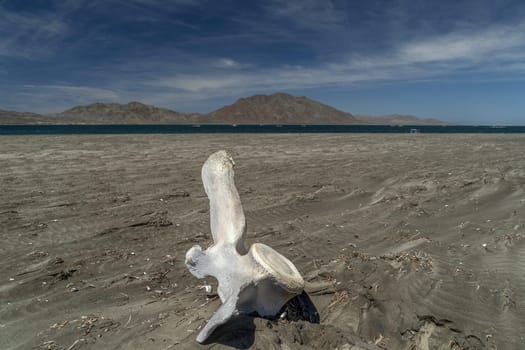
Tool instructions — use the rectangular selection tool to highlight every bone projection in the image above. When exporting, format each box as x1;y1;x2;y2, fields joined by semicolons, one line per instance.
185;151;305;343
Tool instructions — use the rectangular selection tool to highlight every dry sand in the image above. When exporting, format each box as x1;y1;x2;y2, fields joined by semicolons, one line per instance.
1;134;524;350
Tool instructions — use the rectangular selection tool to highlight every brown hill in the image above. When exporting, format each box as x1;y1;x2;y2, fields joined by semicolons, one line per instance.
56;101;202;124
1;93;448;125
206;92;358;124
0;109;57;124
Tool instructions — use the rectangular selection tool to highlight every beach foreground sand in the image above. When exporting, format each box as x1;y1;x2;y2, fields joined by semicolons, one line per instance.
1;134;524;349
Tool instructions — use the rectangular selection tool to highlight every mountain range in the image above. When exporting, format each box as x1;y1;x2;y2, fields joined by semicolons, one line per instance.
0;92;446;125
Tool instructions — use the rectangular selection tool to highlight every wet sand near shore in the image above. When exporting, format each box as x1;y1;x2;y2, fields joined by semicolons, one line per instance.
1;134;524;349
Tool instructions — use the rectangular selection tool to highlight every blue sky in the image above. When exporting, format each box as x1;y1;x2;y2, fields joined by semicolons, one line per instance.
1;0;525;124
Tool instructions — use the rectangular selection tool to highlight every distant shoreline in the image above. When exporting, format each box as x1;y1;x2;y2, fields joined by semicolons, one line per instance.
1;124;524;135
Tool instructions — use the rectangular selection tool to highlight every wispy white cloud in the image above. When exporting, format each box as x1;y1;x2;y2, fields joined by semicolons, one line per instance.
265;0;346;30
215;58;241;68
0;7;68;58
8;19;525;114
98;0;201;29
124;0;202;8
143;22;525;102
3;84;120;112
0;0;201;60
398;23;525;63
24;84;120;100
155;74;247;91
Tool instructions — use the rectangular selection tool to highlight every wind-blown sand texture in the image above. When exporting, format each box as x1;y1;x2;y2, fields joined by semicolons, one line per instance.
1;134;524;350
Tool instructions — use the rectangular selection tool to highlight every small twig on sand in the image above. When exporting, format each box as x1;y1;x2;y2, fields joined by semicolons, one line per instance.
66;338;85;350
313;258;319;269
161;342;180;350
124;313;132;327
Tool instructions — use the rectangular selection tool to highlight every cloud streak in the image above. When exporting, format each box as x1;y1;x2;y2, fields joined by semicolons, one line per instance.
399;23;525;63
2;84;120;113
0;6;68;58
137;22;525;103
265;0;347;30
8;20;525;114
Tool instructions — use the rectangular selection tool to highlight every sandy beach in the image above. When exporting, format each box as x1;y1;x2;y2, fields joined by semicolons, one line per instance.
1;133;524;350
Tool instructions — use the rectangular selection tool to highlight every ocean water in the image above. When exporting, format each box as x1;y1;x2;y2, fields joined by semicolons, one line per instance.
1;124;525;135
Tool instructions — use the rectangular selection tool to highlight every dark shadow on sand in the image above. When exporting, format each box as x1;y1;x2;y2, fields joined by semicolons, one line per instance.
201;292;319;349
201;315;256;349
281;291;320;323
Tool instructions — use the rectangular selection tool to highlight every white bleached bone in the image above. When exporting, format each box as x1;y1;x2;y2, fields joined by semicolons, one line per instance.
185;150;304;343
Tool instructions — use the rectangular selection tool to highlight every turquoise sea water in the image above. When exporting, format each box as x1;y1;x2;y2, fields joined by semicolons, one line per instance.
1;124;524;135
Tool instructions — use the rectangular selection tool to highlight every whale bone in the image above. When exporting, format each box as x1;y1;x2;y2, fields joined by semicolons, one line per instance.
185;150;304;343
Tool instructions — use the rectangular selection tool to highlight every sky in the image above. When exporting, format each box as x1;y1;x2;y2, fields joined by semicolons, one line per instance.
1;0;525;124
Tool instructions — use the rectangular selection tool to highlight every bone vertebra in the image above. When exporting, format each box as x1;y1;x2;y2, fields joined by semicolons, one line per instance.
185;150;304;343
